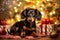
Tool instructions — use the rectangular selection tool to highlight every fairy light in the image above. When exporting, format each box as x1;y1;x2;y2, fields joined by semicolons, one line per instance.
40;7;43;11
41;4;44;7
36;1;40;5
53;11;55;14
41;11;44;18
9;11;12;14
14;7;17;9
50;12;53;15
46;0;50;1
15;14;20;21
7;19;11;24
55;22;57;24
18;2;22;7
15;9;18;12
48;3;51;6
32;5;35;8
25;0;30;2
11;19;14;22
14;7;18;12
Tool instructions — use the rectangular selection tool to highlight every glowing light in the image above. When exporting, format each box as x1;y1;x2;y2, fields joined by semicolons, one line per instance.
40;8;43;11
48;3;51;6
46;0;50;1
7;20;11;24
32;5;35;8
15;9;18;12
50;12;53;15
41;11;44;18
14;7;18;12
55;22;57;24
41;4;44;7
18;2;22;6
53;11;55;14
11;19;14;22
15;14;20;21
36;1;40;5
14;7;17;9
25;0;30;2
37;1;40;3
9;12;12;14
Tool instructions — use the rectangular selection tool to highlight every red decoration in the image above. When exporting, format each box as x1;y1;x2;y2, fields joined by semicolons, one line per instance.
0;19;7;35
41;18;54;24
28;2;33;5
44;10;48;13
40;18;54;36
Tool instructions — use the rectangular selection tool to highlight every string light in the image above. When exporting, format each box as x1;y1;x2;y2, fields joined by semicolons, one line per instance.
18;2;22;7
36;1;40;5
40;7;43;11
46;0;50;1
41;11;44;18
15;9;18;12
55;22;57;24
6;19;11;24
15;14;20;21
50;12;53;15
14;7;17;9
11;19;14;22
14;7;18;12
25;0;30;2
9;11;12;14
32;5;36;8
53;11;55;14
41;4;44;7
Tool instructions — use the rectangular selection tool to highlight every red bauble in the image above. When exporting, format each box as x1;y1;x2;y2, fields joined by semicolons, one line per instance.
41;18;54;24
28;2;33;5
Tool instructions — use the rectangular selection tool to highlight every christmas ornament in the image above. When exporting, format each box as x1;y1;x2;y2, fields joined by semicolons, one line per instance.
0;19;7;35
40;18;54;36
28;2;33;5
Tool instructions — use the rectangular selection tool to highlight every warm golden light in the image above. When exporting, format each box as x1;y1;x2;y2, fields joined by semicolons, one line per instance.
36;1;40;5
41;4;44;7
6;19;11;24
11;19;14;22
53;11;55;14
25;0;30;2
15;9;18;12
50;12;53;15
9;12;12;14
14;7;18;12
40;8;43;11
18;2;22;6
41;11;45;18
32;5;36;8
15;14;20;21
14;7;17;9
55;22;57;24
46;0;50;1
